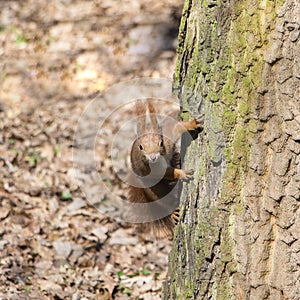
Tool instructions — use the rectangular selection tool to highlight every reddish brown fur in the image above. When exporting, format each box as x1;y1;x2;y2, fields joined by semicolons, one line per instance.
127;184;176;238
127;99;202;238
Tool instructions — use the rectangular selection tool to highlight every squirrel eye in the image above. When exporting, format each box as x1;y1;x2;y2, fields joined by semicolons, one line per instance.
160;141;163;147
139;144;143;151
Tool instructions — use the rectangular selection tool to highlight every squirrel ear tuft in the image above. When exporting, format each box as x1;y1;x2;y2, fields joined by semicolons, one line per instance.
147;99;160;134
135;100;146;135
136;123;141;136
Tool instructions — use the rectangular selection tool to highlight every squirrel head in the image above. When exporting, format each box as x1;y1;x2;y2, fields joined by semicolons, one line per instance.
130;99;169;177
133;132;165;164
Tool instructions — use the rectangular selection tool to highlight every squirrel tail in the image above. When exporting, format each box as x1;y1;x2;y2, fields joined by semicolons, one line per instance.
134;215;176;239
152;209;180;238
127;185;179;239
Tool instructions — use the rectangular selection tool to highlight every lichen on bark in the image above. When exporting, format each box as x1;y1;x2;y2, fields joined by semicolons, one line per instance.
164;0;300;299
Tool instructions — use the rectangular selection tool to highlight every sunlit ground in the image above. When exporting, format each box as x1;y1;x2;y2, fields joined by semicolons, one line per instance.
0;0;183;299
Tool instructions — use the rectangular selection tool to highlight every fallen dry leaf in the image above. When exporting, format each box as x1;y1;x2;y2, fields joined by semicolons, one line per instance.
0;0;180;298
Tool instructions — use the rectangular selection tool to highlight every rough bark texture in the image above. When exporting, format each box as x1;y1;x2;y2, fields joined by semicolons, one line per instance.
164;1;300;299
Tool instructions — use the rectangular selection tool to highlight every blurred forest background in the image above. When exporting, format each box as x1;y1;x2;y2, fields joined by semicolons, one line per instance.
0;0;183;299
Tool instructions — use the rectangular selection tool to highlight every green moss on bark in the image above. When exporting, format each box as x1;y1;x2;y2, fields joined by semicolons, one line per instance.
165;0;286;299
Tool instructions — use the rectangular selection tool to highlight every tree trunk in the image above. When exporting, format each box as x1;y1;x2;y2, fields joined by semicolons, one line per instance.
164;1;300;299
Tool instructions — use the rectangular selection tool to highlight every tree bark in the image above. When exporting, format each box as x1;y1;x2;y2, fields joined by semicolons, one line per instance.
164;0;300;299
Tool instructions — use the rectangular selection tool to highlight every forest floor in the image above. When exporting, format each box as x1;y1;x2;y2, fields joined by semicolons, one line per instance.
0;1;183;299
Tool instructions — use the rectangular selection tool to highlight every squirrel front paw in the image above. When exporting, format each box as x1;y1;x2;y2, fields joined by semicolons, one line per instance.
179;169;194;180
194;115;204;129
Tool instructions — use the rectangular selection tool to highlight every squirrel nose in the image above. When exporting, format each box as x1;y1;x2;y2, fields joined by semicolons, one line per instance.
149;154;158;163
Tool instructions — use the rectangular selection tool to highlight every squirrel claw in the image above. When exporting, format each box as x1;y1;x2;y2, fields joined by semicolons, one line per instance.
194;115;204;128
172;209;180;225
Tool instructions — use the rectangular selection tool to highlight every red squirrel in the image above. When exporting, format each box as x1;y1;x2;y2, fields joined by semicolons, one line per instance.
127;99;203;238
